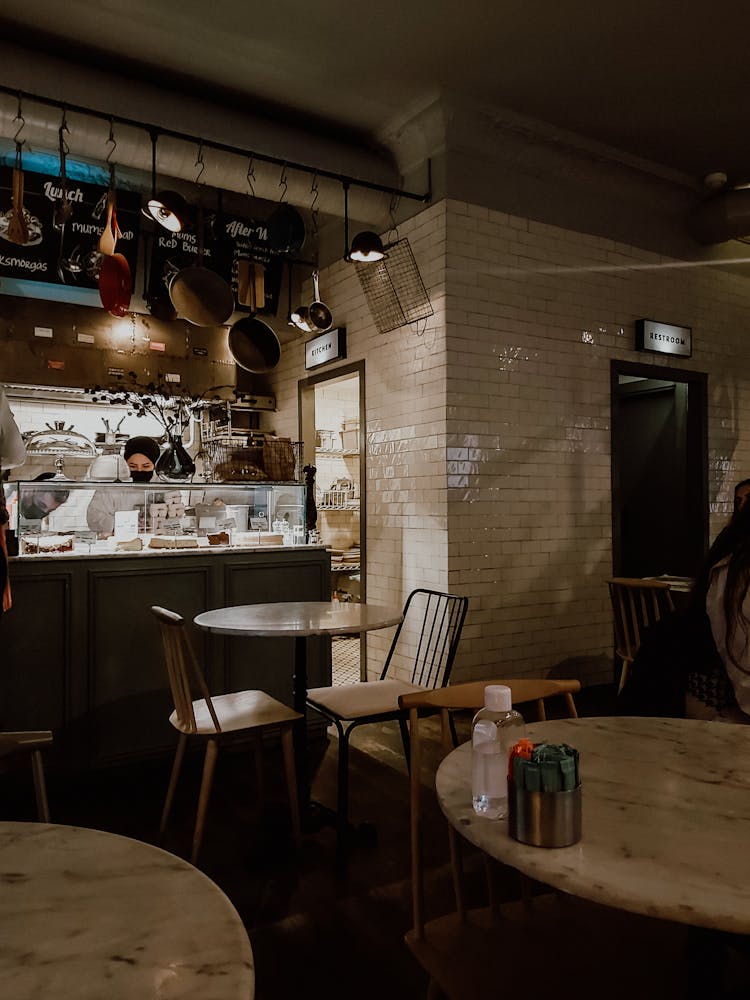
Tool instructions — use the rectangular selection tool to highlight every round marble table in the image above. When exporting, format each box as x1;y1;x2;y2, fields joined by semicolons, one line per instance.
194;601;403;716
0;822;254;999
194;601;403;805
436;716;750;934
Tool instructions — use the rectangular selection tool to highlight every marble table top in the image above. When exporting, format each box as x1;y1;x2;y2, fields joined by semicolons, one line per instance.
194;600;403;638
0;822;254;1000
436;716;750;933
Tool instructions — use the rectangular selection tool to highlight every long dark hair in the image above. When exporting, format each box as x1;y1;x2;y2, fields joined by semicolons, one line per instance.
693;500;750;673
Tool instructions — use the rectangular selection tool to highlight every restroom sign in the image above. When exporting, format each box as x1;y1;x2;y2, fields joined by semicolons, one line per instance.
305;327;347;370
635;319;692;358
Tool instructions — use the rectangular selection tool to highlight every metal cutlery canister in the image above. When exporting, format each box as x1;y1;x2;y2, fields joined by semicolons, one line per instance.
508;781;582;848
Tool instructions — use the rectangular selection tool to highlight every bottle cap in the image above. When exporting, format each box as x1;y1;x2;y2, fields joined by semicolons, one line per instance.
484;684;512;712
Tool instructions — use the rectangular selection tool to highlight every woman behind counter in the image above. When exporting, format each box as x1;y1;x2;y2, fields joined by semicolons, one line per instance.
86;436;160;536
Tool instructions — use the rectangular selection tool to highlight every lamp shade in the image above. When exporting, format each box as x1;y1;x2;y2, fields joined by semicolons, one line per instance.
348;230;387;263
142;190;189;232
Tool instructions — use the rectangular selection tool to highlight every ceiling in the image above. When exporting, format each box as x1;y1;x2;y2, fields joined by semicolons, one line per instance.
2;0;750;186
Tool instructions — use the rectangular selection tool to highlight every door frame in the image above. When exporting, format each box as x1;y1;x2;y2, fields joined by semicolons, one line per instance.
610;359;708;576
298;359;366;602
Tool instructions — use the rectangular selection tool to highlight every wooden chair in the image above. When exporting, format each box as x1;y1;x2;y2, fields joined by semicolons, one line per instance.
151;606;302;864
306;589;468;858
0;730;52;821
398;678;688;1000
606;577;675;693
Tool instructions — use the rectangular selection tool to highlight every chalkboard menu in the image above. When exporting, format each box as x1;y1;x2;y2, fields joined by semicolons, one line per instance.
0;167;141;287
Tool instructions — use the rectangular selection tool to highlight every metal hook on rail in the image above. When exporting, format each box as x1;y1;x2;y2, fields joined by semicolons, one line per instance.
194;140;205;184
12;93;26;145
278;164;288;203
246;157;256;198
105;118;117;164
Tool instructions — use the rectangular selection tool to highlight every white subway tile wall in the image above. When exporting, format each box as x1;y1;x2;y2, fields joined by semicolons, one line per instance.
265;198;750;686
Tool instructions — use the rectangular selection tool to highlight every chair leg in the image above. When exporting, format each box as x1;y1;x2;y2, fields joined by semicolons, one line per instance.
336;724;351;864
398;715;410;772
161;733;187;839
191;737;219;865
30;750;50;823
253;732;265;814
280;725;301;847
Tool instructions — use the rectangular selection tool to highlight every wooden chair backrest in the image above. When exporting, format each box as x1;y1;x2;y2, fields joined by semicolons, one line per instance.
399;677;580;939
381;589;469;689
151;606;221;734
606;578;675;664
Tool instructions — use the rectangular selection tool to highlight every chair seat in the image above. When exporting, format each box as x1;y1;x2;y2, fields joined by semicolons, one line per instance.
307;678;427;721
0;731;54;756
170;690;301;735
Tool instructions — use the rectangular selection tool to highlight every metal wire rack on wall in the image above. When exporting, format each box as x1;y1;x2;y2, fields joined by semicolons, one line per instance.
354;237;434;335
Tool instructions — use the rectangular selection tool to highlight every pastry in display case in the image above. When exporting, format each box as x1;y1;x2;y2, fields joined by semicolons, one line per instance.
4;480;308;557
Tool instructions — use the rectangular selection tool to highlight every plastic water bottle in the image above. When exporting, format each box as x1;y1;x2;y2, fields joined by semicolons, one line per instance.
472;685;526;819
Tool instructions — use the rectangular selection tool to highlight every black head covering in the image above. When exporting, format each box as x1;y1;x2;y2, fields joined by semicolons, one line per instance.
123;436;160;465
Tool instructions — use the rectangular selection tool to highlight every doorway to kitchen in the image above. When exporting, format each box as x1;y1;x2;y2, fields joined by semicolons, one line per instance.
299;361;366;682
610;360;707;579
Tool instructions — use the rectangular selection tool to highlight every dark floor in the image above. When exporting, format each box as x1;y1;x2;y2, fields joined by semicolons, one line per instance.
2;685;620;1000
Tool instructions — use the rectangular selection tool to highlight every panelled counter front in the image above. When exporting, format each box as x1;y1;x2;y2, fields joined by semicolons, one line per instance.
1;480;331;770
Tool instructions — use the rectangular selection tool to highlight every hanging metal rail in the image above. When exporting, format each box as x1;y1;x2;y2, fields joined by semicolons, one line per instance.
0;84;431;205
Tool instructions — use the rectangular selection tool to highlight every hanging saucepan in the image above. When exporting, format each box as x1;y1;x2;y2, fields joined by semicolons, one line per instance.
308;271;332;332
266;203;306;255
169;208;234;326
228;316;281;373
99;253;132;317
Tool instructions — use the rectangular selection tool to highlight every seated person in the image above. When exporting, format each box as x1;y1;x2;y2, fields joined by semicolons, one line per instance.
86;436;160;536
685;500;750;723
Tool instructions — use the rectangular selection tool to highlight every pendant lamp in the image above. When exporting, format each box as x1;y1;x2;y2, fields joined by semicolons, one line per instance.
343;182;387;263
141;132;189;233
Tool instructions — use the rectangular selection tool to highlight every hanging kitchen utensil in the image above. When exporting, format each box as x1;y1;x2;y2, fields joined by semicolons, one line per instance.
228;316;281;373
53;114;73;230
169;206;234;327
266;167;305;254
7;143;29;246
267;203;306;255
99;253;132;316
98;166;121;256
308;271;332;332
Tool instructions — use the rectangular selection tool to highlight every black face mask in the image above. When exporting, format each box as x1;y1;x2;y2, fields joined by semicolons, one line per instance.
130;470;154;483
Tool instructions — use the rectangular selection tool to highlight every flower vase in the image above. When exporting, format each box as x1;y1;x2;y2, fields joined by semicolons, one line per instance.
156;435;196;482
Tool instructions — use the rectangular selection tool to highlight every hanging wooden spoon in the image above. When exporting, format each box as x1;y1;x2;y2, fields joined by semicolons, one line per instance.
7;144;29;246
98;187;117;256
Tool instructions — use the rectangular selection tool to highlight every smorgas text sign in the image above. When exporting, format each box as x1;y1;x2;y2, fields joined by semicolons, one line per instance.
635;319;692;358
305;328;346;370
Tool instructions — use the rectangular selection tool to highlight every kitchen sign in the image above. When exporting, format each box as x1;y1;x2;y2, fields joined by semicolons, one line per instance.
635;319;692;358
305;327;346;370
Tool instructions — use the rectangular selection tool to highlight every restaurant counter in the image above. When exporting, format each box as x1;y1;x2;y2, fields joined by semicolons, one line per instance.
0;545;331;770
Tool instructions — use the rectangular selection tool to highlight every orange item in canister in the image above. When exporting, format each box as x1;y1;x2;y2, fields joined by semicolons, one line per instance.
507;737;534;781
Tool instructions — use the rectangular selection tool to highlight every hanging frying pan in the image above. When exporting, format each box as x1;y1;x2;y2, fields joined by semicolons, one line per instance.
99;253;132;316
228;316;281;373
169;206;234;326
170;266;234;326
266;203;306;255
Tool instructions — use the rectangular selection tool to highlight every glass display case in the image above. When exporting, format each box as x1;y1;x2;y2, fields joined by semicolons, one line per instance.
4;480;307;557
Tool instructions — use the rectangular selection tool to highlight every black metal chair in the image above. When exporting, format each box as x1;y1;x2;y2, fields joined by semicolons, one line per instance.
306;588;469;860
